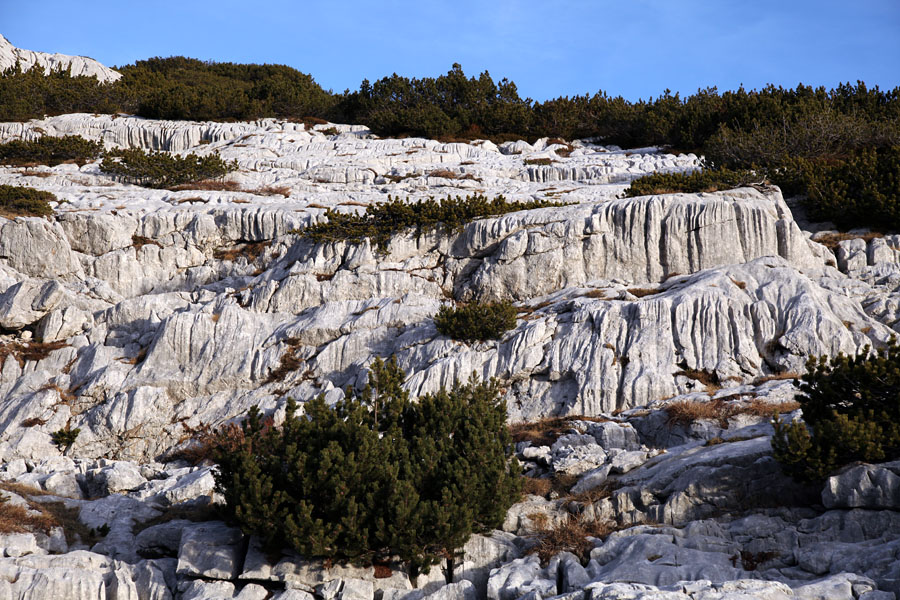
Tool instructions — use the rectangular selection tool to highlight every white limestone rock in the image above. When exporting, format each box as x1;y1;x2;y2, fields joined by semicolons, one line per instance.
822;461;900;510
0;34;121;83
176;521;245;580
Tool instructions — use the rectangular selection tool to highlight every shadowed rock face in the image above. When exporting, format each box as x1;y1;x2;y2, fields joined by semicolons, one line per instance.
2;106;900;598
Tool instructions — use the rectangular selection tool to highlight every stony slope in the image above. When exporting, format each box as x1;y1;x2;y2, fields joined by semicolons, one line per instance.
0;35;121;82
1;111;900;599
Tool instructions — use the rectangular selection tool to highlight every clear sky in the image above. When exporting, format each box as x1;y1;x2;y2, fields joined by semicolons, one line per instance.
2;0;898;101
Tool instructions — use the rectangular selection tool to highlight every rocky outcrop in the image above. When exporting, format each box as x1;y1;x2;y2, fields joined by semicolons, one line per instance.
0;34;121;82
1;108;899;598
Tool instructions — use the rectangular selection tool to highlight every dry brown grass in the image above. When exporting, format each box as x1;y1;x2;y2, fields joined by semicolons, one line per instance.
525;158;554;166
0;340;68;369
529;516;618;564
21;417;46;427
0;501;57;535
175;197;205;204
665;399;729;426
213;241;270;263
509;415;609;447
665;397;801;428
38;382;75;403
816;231;883;250
675;368;721;392
567;480;620;506
628;287;661;298
522;477;552;498
751;371;800;385
427;169;459;179
170;180;241;192
248;185;291;197
547;139;575;157
265;338;304;384
132;235;162;251
581;289;607;299
0;482;102;544
730;278;747;290
20;170;53;178
118;346;149;366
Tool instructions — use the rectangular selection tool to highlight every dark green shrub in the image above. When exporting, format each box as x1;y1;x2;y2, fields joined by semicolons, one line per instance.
778;146;900;230
0;135;103;166
209;358;520;575
50;427;80;449
434;301;518;342
0;185;55;217
773;344;900;482
304;194;567;249
100;148;237;189
624;168;761;197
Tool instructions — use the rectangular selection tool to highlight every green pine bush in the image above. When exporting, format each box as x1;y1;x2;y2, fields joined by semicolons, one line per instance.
624;168;761;197
434;301;518;342
303;194;566;249
772;344;900;482
209;357;521;575
0;185;55;217
0;135;103;167
100;148;237;189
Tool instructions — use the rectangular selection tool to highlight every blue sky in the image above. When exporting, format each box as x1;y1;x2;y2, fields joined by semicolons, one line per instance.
2;0;898;101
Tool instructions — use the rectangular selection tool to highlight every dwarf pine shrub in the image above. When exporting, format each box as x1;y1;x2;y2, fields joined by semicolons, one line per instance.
100;148;237;189
0;185;55;217
624;168;761;197
434;301;518;342
304;194;566;249
772;343;900;482
0;135;103;167
209;357;521;575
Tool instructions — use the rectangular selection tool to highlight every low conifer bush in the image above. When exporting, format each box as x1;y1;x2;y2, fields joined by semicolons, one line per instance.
100;148;237;189
304;194;565;249
0;185;55;217
434;301;518;342
624;168;761;197
0;135;103;167
208;358;521;575
772;343;900;482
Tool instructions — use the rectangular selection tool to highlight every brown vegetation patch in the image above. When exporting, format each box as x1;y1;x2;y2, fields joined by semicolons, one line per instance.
0;340;68;369
265;338;305;384
675;368;721;391
20;170;53;178
751;372;800;385
170;179;241;192
815;231;883;250
213;241;270;263
529;516;618;564
248;185;291;197
132;235;162;251
525;158;554;166
627;287;660;298
0;500;57;535
118;346;148;366
509;415;611;447
665;398;801;428
427;169;459;179
38;382;75;403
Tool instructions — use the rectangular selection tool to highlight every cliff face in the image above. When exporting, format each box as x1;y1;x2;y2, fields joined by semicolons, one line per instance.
0;113;859;462
3;111;900;599
0;35;121;82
